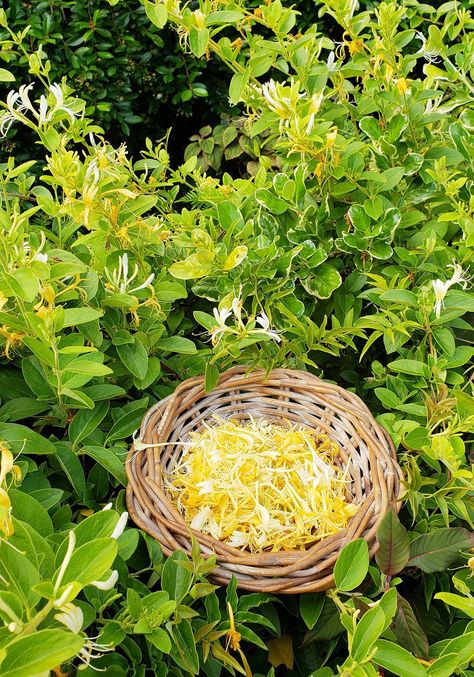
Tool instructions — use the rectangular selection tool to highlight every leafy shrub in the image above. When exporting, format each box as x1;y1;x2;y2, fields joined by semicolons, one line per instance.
0;0;473;675
0;0;229;153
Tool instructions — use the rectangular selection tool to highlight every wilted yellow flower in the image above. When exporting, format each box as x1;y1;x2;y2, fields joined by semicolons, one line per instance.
0;489;14;538
396;77;410;95
0;325;24;359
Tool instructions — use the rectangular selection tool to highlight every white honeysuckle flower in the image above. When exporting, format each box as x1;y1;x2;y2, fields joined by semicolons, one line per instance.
432;279;448;318
305;92;324;135
210;306;233;343
85;160;100;186
53;583;75;609
432;263;470;318
104;253;155;295
129;273;155;294
55;602;84;634
326;51;336;71
91;570;119;591
231;297;243;325
415;31;441;63
32;251;48;263
54;530;76;595
111;511;128;539
102;502;113;511
255;312;282;343
261;79;302;122
0;82;77;137
77;638;114;671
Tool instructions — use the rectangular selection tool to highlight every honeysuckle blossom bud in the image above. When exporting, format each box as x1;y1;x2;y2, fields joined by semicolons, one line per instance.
55;602;84;634
53;583;75;609
111;511;128;539
54;530;76;595
91;569;119;591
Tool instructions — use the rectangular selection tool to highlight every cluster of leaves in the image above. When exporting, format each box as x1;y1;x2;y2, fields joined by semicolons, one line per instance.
0;0;229;152
0;0;473;674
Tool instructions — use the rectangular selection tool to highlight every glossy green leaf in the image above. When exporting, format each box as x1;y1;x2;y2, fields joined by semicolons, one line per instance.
334;539;369;591
0;629;83;677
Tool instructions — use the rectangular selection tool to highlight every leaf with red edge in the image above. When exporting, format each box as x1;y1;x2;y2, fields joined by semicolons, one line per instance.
376;508;410;576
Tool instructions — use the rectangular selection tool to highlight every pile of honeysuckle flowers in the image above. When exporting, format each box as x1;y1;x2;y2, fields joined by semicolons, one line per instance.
164;416;358;552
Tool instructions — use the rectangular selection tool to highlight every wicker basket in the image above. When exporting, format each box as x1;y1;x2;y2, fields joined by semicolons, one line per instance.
126;367;403;593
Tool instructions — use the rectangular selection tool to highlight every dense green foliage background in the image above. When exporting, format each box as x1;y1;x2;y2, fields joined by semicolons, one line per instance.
0;0;473;675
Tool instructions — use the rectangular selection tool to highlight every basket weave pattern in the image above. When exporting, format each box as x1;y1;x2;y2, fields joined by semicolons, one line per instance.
126;367;403;593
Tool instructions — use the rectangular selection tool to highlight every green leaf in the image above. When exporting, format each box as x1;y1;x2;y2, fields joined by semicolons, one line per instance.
375;508;410;576
161;551;193;601
0;397;49;422
0;68;15;82
380;290;417;305
5;269;40;303
299;593;325;630
301;264;342;299
69;401;109;446
0;423;55;454
66;358;112;377
82;446;127;485
373;639;427;677
170;619;199;674
391;594;429;660
255;188;290;215
206;10;245;24
223;245;248;271
55;442;87;495
388;359;430;378
204;362;220;392
334;539;369;591
189;27;209;58
60;537;118;588
407;528;474;573
73;510;121;546
0;540;40;608
116;339;149;379
155;336;197;354
62;307;103;327
145;2;168;27
0;629;83;677
374;388;401;409
216;202;244;231
22;338;55;368
150;627;172;653
193;311;215;330
104;407;145;444
229;70;250;105
169;252;214;279
434;592;474;618
351;605;386;662
9;489;53;536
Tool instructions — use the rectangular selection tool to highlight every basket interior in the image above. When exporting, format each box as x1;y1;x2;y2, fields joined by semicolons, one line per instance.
157;382;377;511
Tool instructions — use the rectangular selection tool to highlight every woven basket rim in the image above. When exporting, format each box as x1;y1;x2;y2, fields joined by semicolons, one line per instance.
126;366;404;593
